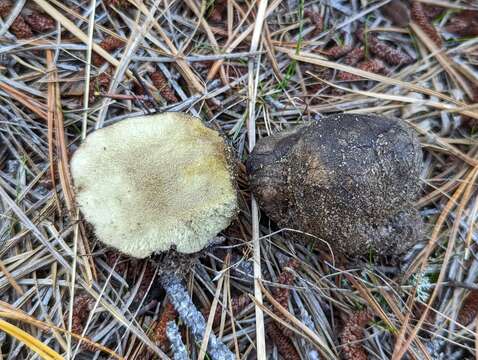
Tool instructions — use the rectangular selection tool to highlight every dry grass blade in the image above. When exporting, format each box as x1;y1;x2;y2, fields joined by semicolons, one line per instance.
46;50;95;286
258;282;338;359
409;22;474;99
0;305;124;358
138;0;205;94
32;0;131;76
283;49;478;120
0;318;63;360
2;1;478;359
247;1;270;359
0;81;48;120
394;166;478;359
198;263;226;360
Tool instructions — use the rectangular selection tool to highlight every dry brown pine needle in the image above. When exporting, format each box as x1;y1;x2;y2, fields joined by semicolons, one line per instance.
153;302;177;348
411;1;443;47
357;28;413;65
339;310;373;360
304;8;323;38
150;70;178;103
322;45;353;59
457;290;478;326
24;13;55;33
446;11;478;37
267;322;300;360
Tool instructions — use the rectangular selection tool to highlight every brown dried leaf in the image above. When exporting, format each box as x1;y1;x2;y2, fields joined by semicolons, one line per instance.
343;48;365;66
307;68;332;95
357;59;385;74
274;258;299;310
337;48;365;80
422;4;444;19
338;72;359;81
103;0;129;8
205;293;251;326
104;250;156;299
88;70;112;102
271;258;299;337
338;58;384;81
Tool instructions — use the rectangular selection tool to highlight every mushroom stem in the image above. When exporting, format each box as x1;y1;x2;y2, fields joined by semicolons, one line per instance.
159;272;234;360
166;320;190;360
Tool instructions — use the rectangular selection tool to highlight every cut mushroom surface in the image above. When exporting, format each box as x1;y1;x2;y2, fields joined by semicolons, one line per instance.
71;112;237;258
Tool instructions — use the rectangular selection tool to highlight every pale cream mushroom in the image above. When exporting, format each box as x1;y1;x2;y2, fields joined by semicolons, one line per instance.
70;112;238;258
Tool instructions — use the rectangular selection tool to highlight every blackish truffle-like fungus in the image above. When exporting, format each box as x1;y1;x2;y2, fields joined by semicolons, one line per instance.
247;114;423;257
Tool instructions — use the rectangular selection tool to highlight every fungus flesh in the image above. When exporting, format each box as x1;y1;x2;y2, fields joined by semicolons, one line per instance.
70;112;237;258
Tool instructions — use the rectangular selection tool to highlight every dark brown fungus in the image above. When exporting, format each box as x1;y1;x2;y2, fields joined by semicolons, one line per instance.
247;114;423;258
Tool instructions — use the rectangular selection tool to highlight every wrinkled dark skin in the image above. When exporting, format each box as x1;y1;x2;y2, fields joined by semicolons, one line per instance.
247;114;423;258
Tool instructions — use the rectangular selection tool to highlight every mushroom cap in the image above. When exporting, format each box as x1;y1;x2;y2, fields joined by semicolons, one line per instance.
247;113;423;258
70;112;237;258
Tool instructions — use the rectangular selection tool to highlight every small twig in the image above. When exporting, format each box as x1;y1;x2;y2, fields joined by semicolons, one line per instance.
99;93;150;101
131;51;263;63
131;67;160;113
159;272;234;360
166;321;190;360
445;281;478;291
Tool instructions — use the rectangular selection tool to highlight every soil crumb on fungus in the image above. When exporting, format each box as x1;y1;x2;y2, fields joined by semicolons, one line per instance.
247;114;423;258
70;112;238;258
